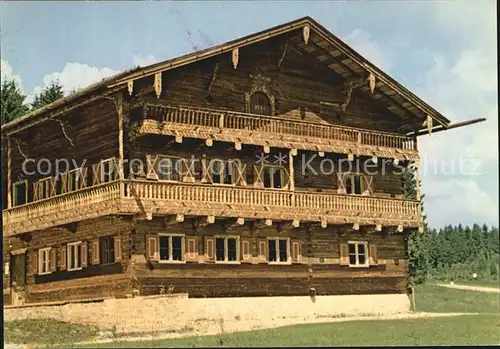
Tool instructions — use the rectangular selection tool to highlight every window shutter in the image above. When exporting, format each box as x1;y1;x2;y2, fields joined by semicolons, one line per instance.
92;163;100;186
257;238;268;262
146;155;159;180
337;172;346;194
60;245;67;270
185;236;198;262
33;182;40;201
240;239;252;262
50;248;57;272
253;165;264;187
114;236;122;262
339;243;349;265
369;244;378;265
60;172;69;193
205;236;215;261
81;242;88;268
91;239;100;265
31;251;38;275
146;234;159;261
291;239;301;262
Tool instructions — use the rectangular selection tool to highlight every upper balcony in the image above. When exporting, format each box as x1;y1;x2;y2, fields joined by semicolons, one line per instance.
132;103;419;162
3;179;422;237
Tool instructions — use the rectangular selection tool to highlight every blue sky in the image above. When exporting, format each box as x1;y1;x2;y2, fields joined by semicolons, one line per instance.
1;1;497;229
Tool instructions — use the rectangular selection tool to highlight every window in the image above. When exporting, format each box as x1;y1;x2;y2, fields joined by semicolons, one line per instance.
215;236;239;263
38;248;51;275
348;242;369;267
99;236;115;264
211;160;234;185
156;156;181;181
100;159;116;183
268;238;289;263
67;168;82;192
249;91;272;115
12;180;28;206
263;166;284;189
345;173;363;195
67;242;82;271
159;235;184;262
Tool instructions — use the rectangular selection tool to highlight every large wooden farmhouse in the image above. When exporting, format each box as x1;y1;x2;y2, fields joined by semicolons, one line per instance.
1;17;482;305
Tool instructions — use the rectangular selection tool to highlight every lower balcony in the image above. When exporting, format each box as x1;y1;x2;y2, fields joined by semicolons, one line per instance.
3;180;422;236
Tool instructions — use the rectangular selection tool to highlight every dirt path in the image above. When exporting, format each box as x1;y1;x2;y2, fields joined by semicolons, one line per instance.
74;312;476;346
437;283;500;293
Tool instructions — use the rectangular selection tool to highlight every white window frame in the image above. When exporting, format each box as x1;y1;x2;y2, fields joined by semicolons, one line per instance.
214;235;240;264
158;233;185;263
67;242;83;271
344;173;364;195
262;165;287;190
156;155;182;182
100;158;116;183
12;179;28;207
38;247;52;275
267;237;291;265
347;241;369;268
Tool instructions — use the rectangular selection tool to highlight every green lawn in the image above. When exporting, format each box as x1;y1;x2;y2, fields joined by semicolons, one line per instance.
5;283;500;348
76;314;500;348
453;280;500;288
412;283;500;313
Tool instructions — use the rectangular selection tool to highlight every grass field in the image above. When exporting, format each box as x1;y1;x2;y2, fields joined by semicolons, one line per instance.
452;279;500;288
4;283;500;348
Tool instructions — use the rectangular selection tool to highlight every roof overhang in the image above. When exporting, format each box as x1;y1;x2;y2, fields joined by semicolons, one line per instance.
2;16;455;136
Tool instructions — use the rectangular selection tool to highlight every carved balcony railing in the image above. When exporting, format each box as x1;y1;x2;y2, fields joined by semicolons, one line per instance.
3;180;422;236
139;104;419;161
3;181;122;236
123;180;421;227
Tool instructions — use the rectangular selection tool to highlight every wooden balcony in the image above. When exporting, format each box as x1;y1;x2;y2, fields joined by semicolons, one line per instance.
3;180;422;236
136;104;419;161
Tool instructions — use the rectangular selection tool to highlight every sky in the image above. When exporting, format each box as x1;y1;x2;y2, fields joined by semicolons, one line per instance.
1;1;497;229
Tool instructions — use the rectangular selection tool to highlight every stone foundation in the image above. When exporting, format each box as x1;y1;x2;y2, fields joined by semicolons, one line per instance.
4;293;410;334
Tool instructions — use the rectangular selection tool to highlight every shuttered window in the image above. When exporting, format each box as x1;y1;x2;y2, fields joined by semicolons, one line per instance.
67;242;83;271
158;234;185;262
99;236;115;264
347;241;369;267
214;236;240;263
268;238;290;264
38;247;52;275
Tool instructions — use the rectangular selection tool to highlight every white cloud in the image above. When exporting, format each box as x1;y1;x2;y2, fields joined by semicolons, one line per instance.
133;55;159;67
1;59;24;89
344;29;393;72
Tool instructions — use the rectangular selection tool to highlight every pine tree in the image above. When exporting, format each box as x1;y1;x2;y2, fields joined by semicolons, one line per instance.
31;80;64;110
1;79;29;124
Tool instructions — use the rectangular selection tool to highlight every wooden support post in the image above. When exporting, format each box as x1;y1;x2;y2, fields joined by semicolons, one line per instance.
289;149;295;191
414;159;421;201
127;80;134;96
116;92;125;197
154;72;162;98
7;137;11;209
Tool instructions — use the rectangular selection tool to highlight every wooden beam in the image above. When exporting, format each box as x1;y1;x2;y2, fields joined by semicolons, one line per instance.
163;214;184;226
224;217;245;232
175;135;183;143
235;142;242;151
265;219;272;226
205;139;213;147
409;117;486;137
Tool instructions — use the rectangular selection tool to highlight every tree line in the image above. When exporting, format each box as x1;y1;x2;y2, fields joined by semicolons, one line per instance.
1;78;65;125
404;167;499;284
